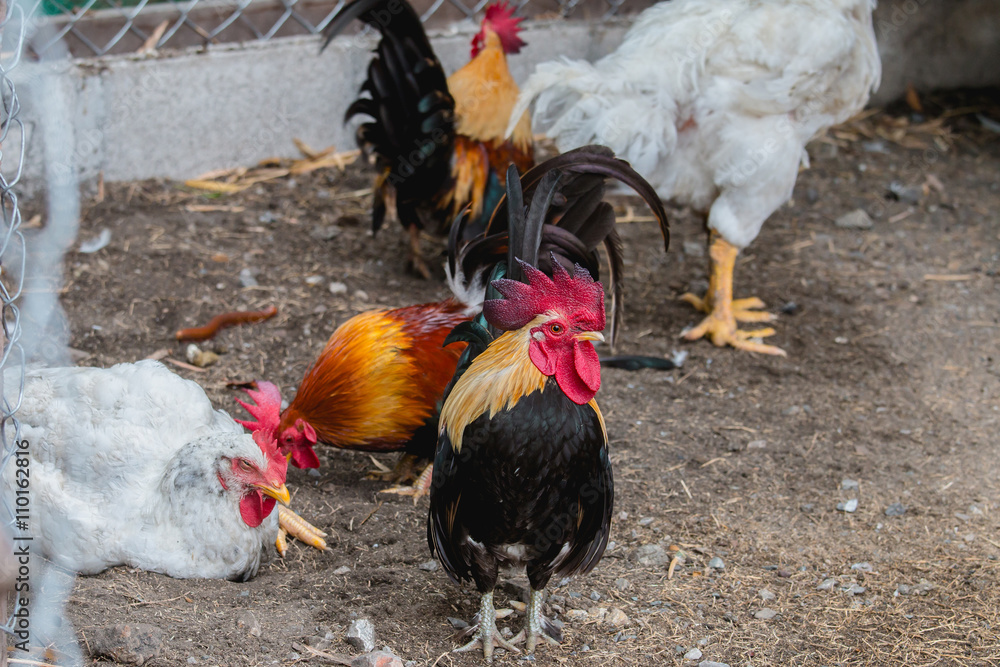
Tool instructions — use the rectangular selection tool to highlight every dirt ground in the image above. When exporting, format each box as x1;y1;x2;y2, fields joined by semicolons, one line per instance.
16;90;1000;666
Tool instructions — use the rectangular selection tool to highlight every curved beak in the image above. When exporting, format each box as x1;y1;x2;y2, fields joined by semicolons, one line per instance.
576;331;605;343
255;482;291;506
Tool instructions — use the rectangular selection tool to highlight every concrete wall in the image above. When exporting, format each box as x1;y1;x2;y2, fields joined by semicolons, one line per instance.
13;19;631;192
13;1;1000;192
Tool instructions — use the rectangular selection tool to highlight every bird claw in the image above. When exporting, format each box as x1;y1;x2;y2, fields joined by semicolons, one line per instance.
681;297;786;356
378;463;433;505
277;505;328;552
454;621;520;662
509;627;561;654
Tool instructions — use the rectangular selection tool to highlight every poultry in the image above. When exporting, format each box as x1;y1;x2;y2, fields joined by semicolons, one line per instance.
234;147;666;549
1;361;289;582
511;0;881;355
322;0;534;278
428;170;614;660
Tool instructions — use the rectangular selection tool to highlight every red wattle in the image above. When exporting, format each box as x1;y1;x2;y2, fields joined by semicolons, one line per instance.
554;341;601;405
239;491;277;528
529;341;557;376
290;446;320;470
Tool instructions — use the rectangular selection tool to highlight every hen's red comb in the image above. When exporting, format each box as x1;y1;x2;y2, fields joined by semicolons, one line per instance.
484;256;605;332
252;429;288;483
234;381;283;437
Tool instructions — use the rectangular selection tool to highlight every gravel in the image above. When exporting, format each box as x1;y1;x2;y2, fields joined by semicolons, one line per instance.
88;624;164;665
346;619;376;653
885;502;907;516
684;648;703;660
837;498;859;512
835;208;875;229
754;608;778;620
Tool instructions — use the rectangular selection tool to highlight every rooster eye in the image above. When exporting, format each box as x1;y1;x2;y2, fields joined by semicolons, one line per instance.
549;323;564;335
238;459;254;472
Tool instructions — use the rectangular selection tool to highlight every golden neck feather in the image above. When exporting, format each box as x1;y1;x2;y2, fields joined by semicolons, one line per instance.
438;326;546;452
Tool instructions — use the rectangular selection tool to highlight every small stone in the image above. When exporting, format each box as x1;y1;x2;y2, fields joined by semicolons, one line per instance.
805;187;820;204
354;290;369;301
887;181;923;205
759;589;775;602
614;578;631;591
310;225;342;241
417;560;438;572
88;624;164;664
841;479;860;491
684;648;703;660
817;578;837;591
843;584;866;595
185;344;219;368
835;209;874;229
590;590;602;601
782;405;801;416
239;268;258;288
346;619;376;653
351;651;404;667
851;562;874;573
565;609;588;621
635;544;671;567
604;607;629;628
885;503;907;517
837;498;859;513
638;517;654;526
236;610;262;638
781;301;802;315
746;440;766;449
333;565;352;575
699;661;731;667
305;275;325;286
754;608;778;620
447;617;469;629
329;281;348;295
707;557;725;570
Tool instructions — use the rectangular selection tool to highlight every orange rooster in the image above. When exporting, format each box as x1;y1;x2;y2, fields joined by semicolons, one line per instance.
237;147;668;550
322;0;533;278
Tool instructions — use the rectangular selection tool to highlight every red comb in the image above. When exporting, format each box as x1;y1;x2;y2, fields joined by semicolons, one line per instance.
483;256;605;332
473;1;526;56
234;381;283;437
252;429;287;484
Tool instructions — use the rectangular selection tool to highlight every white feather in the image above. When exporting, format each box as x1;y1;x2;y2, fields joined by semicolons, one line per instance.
511;0;881;247
2;360;278;581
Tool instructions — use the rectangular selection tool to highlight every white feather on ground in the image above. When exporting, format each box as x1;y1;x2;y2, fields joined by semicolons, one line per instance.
511;0;881;247
3;360;283;581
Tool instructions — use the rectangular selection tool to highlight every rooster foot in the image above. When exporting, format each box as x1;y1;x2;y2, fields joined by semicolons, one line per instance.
276;505;328;555
378;462;434;505
509;589;563;654
454;593;519;662
407;224;432;280
680;293;777;324
366;453;418;483
680;306;786;356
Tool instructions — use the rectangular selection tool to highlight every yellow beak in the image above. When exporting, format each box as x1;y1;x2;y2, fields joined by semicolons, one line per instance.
256;482;291;506
576;331;606;343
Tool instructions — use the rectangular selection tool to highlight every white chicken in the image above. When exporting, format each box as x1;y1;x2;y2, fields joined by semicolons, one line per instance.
3;360;290;581
512;0;881;354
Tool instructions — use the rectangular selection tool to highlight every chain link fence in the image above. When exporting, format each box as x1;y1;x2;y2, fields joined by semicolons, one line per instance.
0;0;31;658
32;0;652;59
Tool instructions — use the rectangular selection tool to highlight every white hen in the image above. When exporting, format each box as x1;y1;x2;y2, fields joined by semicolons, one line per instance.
3;360;289;581
512;0;881;354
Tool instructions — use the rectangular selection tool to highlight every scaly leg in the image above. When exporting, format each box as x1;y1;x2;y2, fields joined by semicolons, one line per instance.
510;588;562;654
680;232;786;356
407;224;431;280
379;461;434;504
454;591;520;662
276;505;327;555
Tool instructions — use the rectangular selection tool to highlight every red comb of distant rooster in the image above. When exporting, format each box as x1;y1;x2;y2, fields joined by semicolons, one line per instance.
252;429;287;484
234;381;283;438
484;256;606;333
472;1;526;57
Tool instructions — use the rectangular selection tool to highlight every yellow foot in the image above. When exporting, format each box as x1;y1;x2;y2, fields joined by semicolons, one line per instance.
379;463;434;505
681;304;786;356
276;505;328;555
680;232;786;356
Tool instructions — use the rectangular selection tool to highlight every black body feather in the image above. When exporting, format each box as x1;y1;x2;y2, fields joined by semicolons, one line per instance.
322;0;456;234
428;378;613;593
